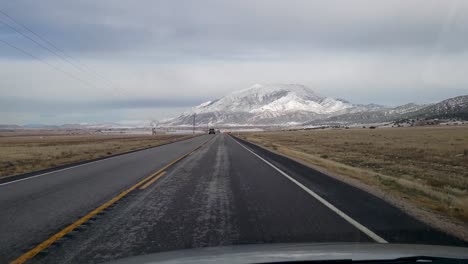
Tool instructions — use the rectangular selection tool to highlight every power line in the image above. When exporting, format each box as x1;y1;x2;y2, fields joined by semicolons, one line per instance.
0;9;129;96
0;9;106;79
0;17;85;73
0;9;84;67
0;38;100;90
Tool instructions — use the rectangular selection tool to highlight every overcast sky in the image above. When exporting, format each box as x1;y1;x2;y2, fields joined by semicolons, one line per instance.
1;0;468;125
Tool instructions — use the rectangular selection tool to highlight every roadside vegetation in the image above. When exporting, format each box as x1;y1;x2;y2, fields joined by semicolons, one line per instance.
0;132;191;178
239;126;468;230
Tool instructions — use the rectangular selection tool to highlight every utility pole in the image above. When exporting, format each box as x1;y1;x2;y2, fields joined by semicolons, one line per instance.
193;113;196;135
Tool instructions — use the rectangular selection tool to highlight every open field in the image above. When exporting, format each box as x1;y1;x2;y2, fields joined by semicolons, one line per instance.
239;126;468;228
0;132;192;178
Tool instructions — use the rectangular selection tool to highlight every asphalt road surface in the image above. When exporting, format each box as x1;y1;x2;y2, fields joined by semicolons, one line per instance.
0;134;465;263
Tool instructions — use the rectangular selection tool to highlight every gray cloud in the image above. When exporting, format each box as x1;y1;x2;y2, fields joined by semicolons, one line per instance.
3;0;468;58
1;0;468;124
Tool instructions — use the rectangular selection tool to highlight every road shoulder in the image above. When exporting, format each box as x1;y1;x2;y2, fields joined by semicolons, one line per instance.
232;135;468;243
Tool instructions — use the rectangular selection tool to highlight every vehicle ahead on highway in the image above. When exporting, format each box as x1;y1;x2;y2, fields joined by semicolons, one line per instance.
208;128;216;134
109;244;468;264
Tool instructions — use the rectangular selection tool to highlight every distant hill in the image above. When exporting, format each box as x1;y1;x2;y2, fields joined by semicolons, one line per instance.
0;124;22;129
305;95;468;126
164;84;468;127
405;95;468;120
4;87;467;128
163;84;385;126
305;103;429;125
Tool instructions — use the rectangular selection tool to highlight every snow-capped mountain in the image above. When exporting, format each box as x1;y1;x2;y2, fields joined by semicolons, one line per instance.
164;84;468;127
406;95;468;120
165;84;378;126
305;103;429;125
191;84;351;114
306;95;468;126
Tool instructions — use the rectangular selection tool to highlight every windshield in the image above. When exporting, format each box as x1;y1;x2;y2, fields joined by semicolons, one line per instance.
1;1;467;264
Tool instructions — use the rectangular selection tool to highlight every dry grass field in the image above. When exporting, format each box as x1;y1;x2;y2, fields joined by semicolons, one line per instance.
239;126;468;226
0;132;191;178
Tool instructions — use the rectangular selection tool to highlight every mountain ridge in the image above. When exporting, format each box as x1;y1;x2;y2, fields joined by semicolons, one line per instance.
165;84;468;127
6;84;465;129
165;84;390;126
168;84;338;126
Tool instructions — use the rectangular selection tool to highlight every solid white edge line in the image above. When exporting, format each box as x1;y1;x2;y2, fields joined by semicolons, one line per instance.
231;136;388;244
0;158;112;186
0;136;206;187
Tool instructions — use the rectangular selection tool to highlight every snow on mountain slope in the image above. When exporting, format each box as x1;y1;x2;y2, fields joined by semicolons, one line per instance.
192;84;352;114
165;85;468;127
168;84;355;126
406;95;468;120
305;103;429;125
306;96;468;126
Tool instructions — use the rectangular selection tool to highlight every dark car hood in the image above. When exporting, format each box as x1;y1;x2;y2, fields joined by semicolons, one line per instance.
106;243;468;264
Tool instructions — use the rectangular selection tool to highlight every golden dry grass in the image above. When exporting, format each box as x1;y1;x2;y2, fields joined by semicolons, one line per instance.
0;133;191;178
239;126;468;224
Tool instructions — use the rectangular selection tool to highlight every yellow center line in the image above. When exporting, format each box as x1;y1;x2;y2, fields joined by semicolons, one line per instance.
139;171;166;190
10;136;215;264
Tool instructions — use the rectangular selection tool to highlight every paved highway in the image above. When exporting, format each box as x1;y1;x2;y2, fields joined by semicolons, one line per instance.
0;134;464;263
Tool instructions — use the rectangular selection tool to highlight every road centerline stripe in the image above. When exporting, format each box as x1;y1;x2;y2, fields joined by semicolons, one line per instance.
231;136;388;244
140;171;167;190
10;136;214;264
